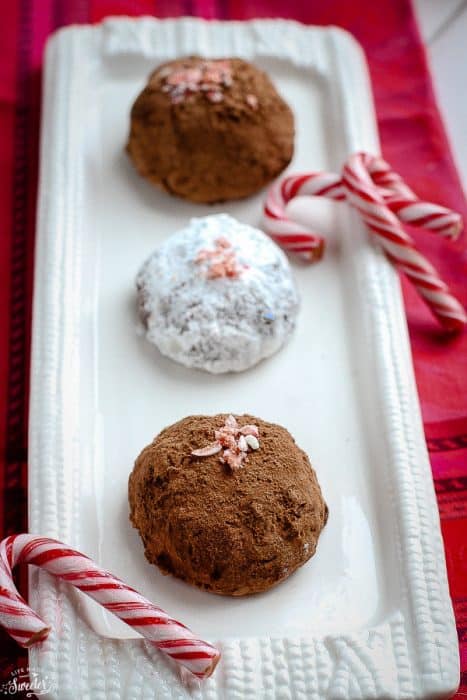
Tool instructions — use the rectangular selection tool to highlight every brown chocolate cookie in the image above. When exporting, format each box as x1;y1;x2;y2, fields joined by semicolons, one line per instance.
128;414;327;596
126;57;294;203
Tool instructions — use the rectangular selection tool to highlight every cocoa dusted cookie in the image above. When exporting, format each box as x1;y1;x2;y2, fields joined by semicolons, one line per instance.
126;57;294;203
128;414;328;596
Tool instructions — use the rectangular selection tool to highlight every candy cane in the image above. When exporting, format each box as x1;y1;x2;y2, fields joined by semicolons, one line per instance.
359;153;462;238
0;534;220;679
263;152;466;332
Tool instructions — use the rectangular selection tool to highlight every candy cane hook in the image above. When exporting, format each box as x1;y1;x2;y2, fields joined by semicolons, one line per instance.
263;152;466;332
0;534;220;680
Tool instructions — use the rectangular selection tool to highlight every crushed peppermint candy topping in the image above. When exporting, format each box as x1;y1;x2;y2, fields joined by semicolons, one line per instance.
191;443;222;457
195;237;248;279
191;415;260;470
159;60;233;105
245;94;259;110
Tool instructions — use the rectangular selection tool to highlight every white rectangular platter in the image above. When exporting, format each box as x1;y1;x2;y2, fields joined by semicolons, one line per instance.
29;17;459;700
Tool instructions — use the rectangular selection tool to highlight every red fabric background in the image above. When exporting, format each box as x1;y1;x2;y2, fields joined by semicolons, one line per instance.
0;0;466;696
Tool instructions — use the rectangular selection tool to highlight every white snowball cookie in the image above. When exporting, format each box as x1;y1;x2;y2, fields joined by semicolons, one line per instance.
136;214;300;373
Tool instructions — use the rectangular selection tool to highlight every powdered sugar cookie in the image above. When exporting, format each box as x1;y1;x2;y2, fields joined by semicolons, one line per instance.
136;214;299;373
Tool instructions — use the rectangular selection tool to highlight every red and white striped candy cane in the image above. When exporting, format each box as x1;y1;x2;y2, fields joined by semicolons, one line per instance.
0;534;220;679
263;152;466;332
355;153;462;239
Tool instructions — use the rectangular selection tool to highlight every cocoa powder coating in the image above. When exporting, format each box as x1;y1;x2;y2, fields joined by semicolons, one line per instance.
126;57;295;203
128;414;328;595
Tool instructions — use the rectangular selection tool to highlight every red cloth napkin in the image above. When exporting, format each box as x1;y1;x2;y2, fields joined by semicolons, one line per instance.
0;0;466;695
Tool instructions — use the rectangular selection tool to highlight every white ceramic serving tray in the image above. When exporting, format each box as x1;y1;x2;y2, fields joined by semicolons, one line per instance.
29;17;459;700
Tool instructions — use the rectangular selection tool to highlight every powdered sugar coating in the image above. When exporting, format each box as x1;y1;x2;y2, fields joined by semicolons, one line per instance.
136;214;299;373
